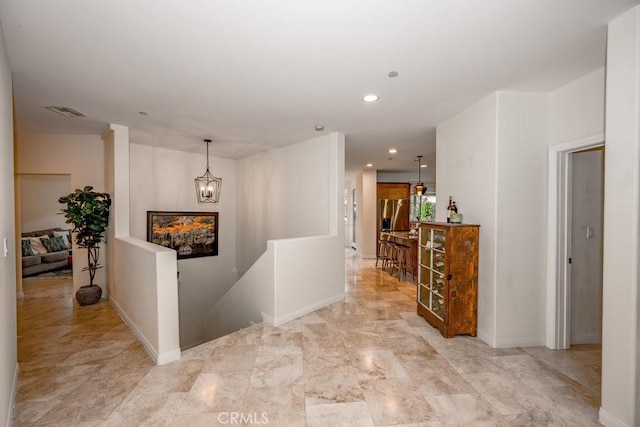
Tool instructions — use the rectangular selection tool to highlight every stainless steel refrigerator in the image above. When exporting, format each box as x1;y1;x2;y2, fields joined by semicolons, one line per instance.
377;199;410;231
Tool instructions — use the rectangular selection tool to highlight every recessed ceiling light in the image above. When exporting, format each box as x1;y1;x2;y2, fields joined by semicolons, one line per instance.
362;94;379;102
388;148;397;154
366;163;373;167
44;106;85;118
421;164;427;168
314;125;324;131
139;111;148;116
388;71;399;78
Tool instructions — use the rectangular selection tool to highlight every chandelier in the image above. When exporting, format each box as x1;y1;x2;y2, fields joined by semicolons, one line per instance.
194;139;222;203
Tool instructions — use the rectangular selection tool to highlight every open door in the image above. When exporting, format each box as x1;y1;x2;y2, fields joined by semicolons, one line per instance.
568;148;604;344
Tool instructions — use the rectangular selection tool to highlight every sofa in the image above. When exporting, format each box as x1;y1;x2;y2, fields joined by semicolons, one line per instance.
21;228;72;277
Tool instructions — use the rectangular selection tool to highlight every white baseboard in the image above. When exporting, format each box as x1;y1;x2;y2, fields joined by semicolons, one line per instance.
599;407;629;427
476;328;495;347
494;336;546;348
6;363;18;427
261;312;274;325
475;329;545;348
109;297;181;366
264;293;345;327
157;348;182;365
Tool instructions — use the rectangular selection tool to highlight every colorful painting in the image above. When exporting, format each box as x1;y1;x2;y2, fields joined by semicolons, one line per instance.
147;211;218;259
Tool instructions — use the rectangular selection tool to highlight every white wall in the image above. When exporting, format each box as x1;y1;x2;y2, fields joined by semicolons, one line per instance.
0;20;17;427
600;6;640;426
436;93;499;342
104;125;180;365
202;246;275;341
111;237;179;364
129;143;237;349
19;175;70;233
437;91;548;347
494;91;548;344
549;68;605;145
204;132;345;339
236;134;333;275
15;134;105;293
355;169;377;259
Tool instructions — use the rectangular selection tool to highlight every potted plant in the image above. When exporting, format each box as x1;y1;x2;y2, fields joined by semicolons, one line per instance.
59;186;111;306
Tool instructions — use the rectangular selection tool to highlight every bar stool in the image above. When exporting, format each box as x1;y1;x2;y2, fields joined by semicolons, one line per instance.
394;243;414;280
382;240;396;271
376;239;388;268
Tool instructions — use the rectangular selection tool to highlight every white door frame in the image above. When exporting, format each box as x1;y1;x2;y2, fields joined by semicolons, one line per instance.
546;133;605;349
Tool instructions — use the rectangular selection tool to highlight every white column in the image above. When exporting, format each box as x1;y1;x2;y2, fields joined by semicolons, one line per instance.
355;168;377;259
102;124;130;295
601;6;640;426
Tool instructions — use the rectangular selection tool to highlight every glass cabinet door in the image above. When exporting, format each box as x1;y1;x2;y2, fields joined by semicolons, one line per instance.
418;225;446;321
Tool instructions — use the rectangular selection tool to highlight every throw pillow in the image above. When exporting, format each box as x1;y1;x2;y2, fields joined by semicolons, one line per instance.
27;236;48;254
53;230;72;249
21;239;35;257
42;236;67;253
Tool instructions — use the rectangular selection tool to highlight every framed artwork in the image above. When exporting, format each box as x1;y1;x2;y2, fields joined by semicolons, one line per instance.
147;211;218;259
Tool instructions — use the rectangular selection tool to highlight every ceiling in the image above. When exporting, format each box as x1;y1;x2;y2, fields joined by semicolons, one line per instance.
1;0;638;174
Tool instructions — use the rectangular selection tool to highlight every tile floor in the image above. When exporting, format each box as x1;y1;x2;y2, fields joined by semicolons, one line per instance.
13;251;602;426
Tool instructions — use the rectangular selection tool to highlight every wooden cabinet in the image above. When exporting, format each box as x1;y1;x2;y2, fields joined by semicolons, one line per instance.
377;182;410;200
417;222;479;338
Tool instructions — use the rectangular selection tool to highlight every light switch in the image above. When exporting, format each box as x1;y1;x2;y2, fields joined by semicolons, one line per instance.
3;238;8;257
586;227;595;239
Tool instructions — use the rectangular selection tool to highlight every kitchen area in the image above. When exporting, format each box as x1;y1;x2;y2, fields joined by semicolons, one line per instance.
376;182;436;280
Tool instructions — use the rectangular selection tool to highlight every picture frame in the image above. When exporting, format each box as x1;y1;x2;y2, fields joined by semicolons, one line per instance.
146;211;219;259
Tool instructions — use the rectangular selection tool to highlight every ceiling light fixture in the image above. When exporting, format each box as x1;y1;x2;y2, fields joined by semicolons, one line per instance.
44;106;85;118
388;71;399;78
314;125;324;131
366;163;373;167
139;111;148;116
414;156;426;196
388;148;397;154
194;139;222;203
421;164;427;168
362;94;379;102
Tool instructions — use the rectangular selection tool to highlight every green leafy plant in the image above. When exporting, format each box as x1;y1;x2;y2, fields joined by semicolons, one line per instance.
59;186;111;287
423;201;434;221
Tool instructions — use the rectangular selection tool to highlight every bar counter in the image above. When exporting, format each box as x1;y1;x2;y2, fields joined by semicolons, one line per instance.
379;230;418;280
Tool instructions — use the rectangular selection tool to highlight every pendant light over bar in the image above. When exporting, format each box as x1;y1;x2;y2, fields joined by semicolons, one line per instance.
414;155;425;195
194;139;222;203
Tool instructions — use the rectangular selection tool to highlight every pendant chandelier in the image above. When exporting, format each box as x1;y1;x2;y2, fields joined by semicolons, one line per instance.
194;139;222;203
414;155;425;195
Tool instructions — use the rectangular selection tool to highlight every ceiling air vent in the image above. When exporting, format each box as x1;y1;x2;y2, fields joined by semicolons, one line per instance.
44;106;86;118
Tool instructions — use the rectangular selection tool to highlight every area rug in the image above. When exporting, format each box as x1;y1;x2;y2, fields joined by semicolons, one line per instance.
23;267;72;280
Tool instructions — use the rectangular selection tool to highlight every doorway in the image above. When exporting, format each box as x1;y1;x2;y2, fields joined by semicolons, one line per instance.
16;174;72;295
351;188;357;249
569;148;604;344
546;134;604;349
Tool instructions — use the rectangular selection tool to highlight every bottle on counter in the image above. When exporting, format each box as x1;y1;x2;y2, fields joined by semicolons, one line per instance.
447;196;454;223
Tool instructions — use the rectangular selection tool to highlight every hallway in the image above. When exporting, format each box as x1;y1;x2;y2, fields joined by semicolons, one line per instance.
13;252;601;425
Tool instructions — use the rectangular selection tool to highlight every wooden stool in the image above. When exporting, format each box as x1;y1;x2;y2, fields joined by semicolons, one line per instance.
394;244;414;280
376;239;389;268
382;240;395;270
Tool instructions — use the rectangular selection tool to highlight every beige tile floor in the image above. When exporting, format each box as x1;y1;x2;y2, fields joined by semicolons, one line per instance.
13;252;601;426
